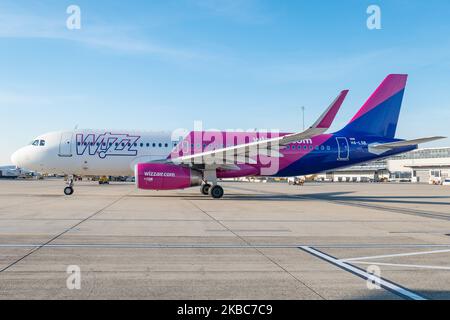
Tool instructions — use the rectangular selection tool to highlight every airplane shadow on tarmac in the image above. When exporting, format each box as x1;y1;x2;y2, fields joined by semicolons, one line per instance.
218;190;450;206
298;192;450;207
129;191;450;206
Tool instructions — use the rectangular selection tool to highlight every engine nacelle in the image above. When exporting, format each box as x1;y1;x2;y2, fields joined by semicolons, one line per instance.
135;163;202;190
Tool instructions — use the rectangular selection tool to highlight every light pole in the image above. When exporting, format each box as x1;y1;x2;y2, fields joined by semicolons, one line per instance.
301;106;305;131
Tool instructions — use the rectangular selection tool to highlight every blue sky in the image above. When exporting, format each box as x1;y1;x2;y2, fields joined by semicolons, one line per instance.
1;0;450;164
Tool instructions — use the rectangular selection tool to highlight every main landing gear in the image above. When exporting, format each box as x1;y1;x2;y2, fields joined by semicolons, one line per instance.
209;185;224;199
201;169;225;199
200;183;224;199
64;175;74;196
201;183;211;195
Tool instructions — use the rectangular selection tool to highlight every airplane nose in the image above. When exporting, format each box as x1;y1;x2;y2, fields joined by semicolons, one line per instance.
11;149;24;167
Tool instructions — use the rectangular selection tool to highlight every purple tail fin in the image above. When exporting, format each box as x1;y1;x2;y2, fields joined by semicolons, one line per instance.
340;74;408;138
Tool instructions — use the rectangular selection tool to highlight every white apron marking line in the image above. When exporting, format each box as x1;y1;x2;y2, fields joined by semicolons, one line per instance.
299;246;427;300
342;249;450;262
348;261;450;271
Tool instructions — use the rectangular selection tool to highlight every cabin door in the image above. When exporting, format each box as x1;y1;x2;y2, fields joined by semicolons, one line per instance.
59;132;73;157
336;137;349;161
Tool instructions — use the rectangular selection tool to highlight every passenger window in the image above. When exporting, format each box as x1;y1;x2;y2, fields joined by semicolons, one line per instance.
159;143;162;148
165;143;168;148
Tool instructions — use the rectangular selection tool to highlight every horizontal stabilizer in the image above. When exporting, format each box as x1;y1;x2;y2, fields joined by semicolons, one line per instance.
371;136;446;150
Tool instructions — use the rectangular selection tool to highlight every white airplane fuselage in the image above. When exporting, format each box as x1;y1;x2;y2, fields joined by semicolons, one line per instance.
11;130;176;176
8;75;446;199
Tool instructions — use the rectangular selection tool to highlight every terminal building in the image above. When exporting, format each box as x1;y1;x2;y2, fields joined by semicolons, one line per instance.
316;147;450;184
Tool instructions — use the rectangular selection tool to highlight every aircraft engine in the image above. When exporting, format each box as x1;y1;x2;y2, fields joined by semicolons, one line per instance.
135;163;202;190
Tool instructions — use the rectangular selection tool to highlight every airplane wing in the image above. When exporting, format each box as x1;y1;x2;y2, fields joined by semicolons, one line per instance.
370;136;447;150
172;90;349;166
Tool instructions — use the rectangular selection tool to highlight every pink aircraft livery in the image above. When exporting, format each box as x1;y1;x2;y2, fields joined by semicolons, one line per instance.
11;75;445;198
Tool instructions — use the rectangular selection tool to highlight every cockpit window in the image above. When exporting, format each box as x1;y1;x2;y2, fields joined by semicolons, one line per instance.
31;139;45;146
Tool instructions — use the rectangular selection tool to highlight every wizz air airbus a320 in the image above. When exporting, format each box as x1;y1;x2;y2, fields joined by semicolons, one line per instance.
11;74;445;198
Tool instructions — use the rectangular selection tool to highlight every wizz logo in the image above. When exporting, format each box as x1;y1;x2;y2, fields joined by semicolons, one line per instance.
76;133;141;158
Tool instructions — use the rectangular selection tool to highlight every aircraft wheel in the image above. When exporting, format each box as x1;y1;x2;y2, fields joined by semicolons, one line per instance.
209;185;224;199
201;184;211;195
64;187;74;196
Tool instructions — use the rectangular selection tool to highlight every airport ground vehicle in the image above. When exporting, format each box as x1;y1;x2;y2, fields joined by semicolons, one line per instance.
287;177;305;186
98;176;109;185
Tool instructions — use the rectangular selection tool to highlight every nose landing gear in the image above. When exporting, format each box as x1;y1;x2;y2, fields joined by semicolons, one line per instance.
64;176;74;196
64;186;74;196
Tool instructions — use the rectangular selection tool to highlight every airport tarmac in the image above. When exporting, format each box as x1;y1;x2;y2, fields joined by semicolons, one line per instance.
0;179;449;300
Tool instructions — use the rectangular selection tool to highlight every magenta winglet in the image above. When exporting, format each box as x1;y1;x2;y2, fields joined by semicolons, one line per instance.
350;74;408;123
316;90;349;128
